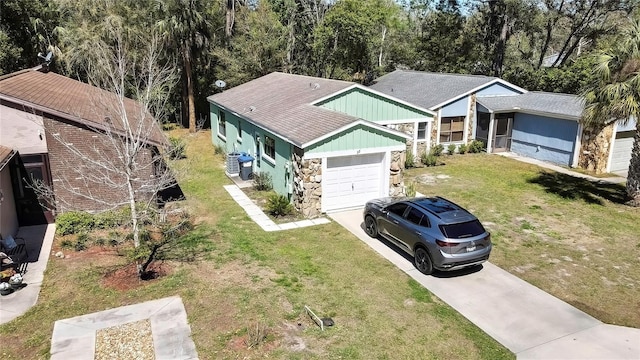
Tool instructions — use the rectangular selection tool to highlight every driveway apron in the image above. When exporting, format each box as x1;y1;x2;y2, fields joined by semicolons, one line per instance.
329;209;640;359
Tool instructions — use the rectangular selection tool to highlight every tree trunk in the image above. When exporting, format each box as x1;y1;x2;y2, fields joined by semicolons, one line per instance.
626;125;640;206
379;26;387;68
226;0;235;38
183;45;196;133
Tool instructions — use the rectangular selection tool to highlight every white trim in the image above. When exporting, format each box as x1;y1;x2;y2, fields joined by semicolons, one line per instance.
465;96;471;143
605;122;618;173
435;109;441;145
427;120;432;152
311;84;437;117
572;123;583;168
301;119;410;148
429;79;528;111
489;108;579;122
303;145;404;160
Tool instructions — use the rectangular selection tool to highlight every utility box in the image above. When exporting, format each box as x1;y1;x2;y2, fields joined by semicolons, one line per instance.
238;153;255;180
226;152;241;175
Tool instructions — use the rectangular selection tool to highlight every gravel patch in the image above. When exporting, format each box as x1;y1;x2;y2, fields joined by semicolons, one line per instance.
95;319;155;360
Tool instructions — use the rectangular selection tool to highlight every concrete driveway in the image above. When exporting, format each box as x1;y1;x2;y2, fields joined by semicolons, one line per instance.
329;209;640;359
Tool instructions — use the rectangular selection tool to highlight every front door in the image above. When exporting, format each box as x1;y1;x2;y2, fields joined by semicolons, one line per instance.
12;154;53;224
493;115;513;152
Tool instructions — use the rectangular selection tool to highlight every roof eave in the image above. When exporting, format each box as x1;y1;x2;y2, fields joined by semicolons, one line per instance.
429;78;528;111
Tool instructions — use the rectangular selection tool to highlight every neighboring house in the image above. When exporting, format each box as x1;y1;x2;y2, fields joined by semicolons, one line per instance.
0;66;169;221
208;72;435;216
370;70;635;174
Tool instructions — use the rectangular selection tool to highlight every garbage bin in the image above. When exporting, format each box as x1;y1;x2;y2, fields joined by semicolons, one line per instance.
238;153;255;180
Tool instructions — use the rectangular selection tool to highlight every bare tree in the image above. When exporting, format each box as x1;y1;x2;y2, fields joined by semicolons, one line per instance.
33;19;179;275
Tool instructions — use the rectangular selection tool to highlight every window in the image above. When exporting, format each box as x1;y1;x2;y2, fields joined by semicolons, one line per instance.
386;203;408;217
417;122;427;140
406;207;430;227
218;111;226;138
440;116;464;143
439;220;486;239
237;121;242;143
264;135;275;160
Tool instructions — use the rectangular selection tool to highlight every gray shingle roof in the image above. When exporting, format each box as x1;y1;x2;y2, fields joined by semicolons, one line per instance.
370;70;499;109
477;92;584;119
207;72;360;147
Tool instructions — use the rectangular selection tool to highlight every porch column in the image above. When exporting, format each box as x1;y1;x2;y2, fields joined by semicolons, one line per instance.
486;112;495;153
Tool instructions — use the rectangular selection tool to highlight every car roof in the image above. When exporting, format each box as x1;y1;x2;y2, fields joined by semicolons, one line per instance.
408;197;477;224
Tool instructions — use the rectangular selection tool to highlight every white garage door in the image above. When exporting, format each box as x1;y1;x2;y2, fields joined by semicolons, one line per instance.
323;153;385;212
610;131;633;172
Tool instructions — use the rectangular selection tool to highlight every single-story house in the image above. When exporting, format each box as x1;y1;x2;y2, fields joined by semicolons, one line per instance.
0;66;170;230
370;70;635;174
208;72;435;216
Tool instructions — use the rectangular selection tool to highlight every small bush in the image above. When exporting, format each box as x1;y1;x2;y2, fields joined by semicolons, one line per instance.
421;153;438;167
168;136;186;160
162;122;179;131
266;194;293;217
458;143;468;154
94;208;128;229
447;144;456;155
213;143;226;155
56;211;95;235
245;322;268;349
430;144;444;156
74;233;90;251
60;239;73;249
468;140;485;153
405;151;415;169
405;182;416;197
253;172;273;191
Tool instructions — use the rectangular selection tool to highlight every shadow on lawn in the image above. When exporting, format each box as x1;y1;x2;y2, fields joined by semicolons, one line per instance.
527;171;627;205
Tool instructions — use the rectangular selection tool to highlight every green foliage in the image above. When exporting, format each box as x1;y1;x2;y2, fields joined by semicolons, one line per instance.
252;172;273;191
447;143;457;155
421;152;438;167
168;136;186;160
74;233;90;251
405;151;415;168
405;182;416;197
468;140;485;153
213;143;226;156
458;143;468;154
430;144;444;156
266;194;293;217
56;211;95;236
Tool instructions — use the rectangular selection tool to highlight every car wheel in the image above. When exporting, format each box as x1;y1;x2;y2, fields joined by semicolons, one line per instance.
414;247;433;275
364;215;378;238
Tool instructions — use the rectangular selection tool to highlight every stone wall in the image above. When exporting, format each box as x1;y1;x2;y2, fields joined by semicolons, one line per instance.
292;152;322;217
578;124;614;174
389;150;406;196
467;94;476;143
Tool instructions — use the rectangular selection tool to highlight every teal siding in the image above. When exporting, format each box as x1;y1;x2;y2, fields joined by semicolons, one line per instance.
317;88;432;122
305;124;405;154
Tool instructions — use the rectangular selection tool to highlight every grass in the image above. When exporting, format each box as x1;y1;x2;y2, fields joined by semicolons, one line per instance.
0;130;513;360
406;153;640;328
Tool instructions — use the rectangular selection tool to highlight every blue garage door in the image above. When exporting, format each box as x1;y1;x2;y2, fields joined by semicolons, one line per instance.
510;114;578;166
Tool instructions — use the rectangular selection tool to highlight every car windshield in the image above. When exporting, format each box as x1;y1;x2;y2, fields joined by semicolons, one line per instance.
439;220;485;239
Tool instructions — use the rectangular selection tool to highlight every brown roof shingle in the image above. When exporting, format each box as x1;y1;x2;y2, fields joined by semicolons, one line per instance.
207;72;359;146
0;145;16;171
0;69;166;146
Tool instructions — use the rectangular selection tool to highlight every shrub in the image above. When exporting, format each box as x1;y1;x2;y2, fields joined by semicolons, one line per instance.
405;182;416;197
266;194;293;217
405;151;415;168
213;143;226;155
430;144;444;156
421;153;438;167
94;208;128;229
60;239;73;249
162;122;179;131
468;140;485;153
253;172;273;191
74;233;90;251
168;137;186;160
447;144;456;155
56;211;95;235
458;143;468;154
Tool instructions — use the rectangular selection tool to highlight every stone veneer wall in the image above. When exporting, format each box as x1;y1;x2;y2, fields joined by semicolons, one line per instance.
578;124;614;174
467;94;476;143
292;151;323;217
390;150;406;196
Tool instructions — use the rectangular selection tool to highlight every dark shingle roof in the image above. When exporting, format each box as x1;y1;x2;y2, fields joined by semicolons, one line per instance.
370;70;500;109
477;92;584;119
0;69;166;146
207;72;360;146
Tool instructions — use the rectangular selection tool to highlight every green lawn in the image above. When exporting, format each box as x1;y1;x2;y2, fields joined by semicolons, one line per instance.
0;130;513;360
405;153;640;328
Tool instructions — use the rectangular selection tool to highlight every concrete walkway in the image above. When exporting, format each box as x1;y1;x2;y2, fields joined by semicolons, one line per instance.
497;152;627;184
224;185;330;231
329;210;640;359
0;223;55;324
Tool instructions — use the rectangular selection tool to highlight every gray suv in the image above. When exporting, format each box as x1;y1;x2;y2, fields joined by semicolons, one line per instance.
363;196;491;274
